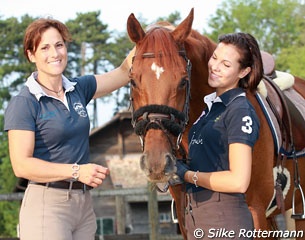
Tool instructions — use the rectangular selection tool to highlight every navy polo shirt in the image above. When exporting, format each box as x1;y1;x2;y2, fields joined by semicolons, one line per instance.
187;88;260;192
4;72;96;165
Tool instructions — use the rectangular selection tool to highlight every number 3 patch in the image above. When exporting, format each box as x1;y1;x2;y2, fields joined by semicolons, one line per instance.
241;116;253;134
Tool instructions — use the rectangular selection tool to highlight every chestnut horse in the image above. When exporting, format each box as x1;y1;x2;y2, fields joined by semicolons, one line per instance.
127;8;305;239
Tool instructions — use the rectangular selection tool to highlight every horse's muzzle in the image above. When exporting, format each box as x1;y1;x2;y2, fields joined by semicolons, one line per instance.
140;152;176;182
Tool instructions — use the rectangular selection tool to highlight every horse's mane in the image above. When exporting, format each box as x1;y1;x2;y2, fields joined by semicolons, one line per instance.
185;30;216;66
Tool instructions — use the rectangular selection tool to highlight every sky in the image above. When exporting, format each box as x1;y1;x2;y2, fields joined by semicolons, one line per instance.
0;0;223;126
0;0;223;33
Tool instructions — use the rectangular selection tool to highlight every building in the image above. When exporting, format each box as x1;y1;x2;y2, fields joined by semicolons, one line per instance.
89;110;181;238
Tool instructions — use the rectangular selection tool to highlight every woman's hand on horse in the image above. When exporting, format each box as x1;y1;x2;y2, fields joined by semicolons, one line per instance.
175;159;190;180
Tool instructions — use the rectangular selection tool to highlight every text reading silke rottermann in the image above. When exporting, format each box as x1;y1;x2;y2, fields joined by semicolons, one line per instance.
207;228;304;239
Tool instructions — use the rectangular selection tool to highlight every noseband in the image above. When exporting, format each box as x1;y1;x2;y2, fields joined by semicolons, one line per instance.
129;50;192;156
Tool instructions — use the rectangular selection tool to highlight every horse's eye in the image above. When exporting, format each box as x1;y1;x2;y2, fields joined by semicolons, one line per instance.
179;77;188;89
130;79;136;87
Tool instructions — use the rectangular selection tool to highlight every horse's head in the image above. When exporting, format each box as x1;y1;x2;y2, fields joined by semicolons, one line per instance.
127;9;194;182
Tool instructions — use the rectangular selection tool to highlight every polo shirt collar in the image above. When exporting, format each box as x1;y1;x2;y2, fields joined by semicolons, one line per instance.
25;71;77;100
220;88;246;106
204;88;246;111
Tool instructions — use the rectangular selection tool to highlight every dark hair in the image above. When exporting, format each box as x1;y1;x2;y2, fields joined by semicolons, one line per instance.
23;18;72;62
218;32;263;93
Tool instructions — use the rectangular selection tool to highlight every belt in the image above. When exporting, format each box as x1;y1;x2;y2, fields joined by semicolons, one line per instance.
30;180;93;191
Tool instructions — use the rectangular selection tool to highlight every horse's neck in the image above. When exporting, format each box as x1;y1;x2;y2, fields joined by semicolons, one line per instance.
186;33;216;127
188;70;213;125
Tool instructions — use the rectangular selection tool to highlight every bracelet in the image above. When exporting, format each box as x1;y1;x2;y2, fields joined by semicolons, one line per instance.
72;163;80;181
192;170;199;188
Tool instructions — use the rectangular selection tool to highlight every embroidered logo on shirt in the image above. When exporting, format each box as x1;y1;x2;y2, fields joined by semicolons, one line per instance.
39;111;56;120
189;133;204;146
214;115;221;122
73;102;87;117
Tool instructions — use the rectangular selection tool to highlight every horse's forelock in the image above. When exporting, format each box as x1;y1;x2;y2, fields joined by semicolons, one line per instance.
135;27;185;72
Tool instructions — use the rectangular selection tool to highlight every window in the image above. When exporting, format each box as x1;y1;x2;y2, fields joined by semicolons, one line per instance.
96;217;115;235
159;212;171;223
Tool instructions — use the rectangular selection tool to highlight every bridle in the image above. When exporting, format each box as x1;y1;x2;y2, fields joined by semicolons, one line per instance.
129;50;192;157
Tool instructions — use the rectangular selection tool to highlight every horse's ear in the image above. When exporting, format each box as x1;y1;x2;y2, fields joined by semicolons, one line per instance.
171;8;194;43
127;13;146;43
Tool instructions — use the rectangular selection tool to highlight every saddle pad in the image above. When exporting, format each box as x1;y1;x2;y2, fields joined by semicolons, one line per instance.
274;70;294;90
257;70;294;98
266;167;291;217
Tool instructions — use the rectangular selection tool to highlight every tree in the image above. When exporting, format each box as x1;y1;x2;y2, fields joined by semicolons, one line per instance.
205;0;305;77
0;15;36;107
155;11;182;26
276;3;305;77
65;11;110;76
104;32;134;115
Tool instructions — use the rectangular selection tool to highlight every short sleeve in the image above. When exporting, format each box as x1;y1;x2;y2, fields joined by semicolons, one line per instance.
71;75;96;105
4;95;38;131
225;106;260;147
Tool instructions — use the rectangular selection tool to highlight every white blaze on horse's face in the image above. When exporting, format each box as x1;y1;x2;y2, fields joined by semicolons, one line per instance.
151;62;164;79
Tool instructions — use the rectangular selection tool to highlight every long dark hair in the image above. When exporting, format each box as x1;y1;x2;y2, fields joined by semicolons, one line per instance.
218;32;263;93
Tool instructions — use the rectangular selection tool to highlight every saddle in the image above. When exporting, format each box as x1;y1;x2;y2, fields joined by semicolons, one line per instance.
260;51;305;219
260;51;305;153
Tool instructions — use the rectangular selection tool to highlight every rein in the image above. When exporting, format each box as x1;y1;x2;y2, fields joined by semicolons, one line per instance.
129;50;192;157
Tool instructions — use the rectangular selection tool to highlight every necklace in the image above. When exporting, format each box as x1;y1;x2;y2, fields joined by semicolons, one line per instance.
36;79;63;97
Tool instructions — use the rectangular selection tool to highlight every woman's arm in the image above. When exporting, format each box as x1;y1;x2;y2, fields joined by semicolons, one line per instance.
8;130;109;188
185;143;252;193
93;47;135;98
